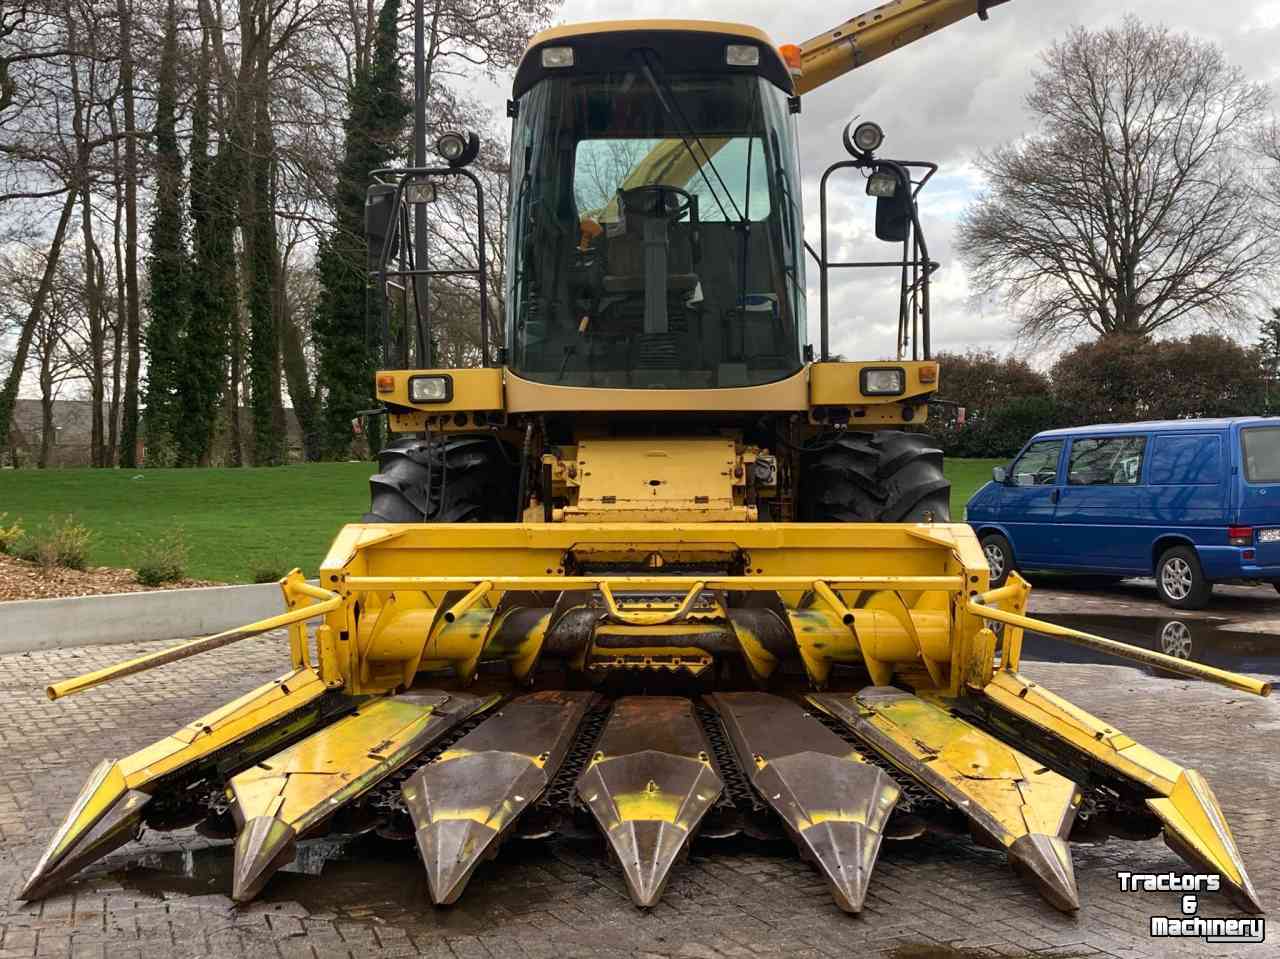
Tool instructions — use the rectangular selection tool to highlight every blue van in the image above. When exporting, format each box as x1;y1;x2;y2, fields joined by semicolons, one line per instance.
965;417;1280;609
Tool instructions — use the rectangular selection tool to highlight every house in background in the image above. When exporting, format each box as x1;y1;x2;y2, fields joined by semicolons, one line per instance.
4;399;304;467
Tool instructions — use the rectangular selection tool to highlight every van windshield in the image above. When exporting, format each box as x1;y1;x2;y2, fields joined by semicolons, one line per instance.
1241;428;1280;483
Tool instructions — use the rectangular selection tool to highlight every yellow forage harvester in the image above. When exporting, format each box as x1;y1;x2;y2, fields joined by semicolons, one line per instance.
25;4;1269;917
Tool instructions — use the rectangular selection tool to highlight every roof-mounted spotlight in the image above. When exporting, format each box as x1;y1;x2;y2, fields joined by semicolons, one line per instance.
843;119;885;161
435;131;480;168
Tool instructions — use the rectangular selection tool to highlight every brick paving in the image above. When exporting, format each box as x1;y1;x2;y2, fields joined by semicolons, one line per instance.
0;628;1276;958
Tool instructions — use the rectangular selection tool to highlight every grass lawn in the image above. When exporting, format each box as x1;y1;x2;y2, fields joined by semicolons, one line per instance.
0;457;1004;584
947;458;1003;518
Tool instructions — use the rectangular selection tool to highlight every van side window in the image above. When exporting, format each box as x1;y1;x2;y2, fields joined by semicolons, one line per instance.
1011;440;1063;486
1242;428;1280;483
1067;437;1146;486
1149;435;1222;486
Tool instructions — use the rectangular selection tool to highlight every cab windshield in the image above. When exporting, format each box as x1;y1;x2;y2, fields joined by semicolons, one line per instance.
507;70;806;388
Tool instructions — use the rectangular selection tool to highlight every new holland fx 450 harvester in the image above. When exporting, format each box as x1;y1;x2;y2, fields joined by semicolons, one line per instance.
24;0;1270;918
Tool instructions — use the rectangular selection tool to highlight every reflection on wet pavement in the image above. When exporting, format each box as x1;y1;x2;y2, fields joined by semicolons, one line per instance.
1024;612;1280;680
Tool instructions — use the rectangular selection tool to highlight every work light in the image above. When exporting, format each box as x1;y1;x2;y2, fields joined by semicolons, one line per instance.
852;121;885;154
541;46;574;68
725;44;760;66
866;171;899;198
434;131;479;168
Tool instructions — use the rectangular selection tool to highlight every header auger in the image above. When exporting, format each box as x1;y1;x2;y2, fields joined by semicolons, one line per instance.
25;2;1269;922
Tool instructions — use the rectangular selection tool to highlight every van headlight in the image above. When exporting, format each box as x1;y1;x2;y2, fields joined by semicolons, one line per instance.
409;375;452;403
861;367;906;396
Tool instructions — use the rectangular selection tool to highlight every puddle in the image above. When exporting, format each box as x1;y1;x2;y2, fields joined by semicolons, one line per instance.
1021;612;1280;681
112;832;603;932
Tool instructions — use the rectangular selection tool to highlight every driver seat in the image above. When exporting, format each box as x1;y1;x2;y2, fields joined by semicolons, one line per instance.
602;188;699;334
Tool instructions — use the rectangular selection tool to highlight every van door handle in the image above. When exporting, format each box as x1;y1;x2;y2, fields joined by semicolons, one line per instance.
1050;489;1060;504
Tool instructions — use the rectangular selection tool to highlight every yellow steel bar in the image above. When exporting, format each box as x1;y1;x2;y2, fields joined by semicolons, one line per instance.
967;596;1272;698
344;575;964;592
442;581;493;623
812;581;855;625
48;578;341;700
600;580;707;626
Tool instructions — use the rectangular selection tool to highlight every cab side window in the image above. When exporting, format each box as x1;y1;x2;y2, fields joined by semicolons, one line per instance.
1067;437;1147;486
1011;440;1063;486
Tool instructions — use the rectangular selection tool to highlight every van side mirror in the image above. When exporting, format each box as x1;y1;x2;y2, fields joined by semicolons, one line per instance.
992;466;1008;484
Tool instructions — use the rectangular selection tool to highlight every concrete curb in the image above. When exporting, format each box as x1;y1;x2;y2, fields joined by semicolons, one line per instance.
0;582;296;654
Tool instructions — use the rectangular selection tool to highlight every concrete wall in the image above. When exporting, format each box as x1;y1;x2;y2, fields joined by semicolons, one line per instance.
0;582;295;655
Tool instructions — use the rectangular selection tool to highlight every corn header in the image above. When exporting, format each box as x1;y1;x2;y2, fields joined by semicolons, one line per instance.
23;3;1269;920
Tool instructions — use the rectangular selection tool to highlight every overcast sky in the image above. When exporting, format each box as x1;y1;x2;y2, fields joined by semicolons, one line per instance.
524;0;1280;366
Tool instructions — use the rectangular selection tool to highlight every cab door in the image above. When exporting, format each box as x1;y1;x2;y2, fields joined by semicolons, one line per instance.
1001;438;1066;566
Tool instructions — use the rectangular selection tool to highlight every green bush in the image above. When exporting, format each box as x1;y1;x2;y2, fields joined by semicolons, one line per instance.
133;529;190;587
0;513;23;554
13;516;93;570
250;560;287;584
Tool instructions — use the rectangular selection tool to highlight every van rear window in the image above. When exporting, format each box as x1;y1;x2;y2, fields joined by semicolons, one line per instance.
1242;428;1280;483
1149;434;1222;486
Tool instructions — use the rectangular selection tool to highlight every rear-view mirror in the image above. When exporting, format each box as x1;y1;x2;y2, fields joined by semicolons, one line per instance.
992;466;1008;484
874;168;912;243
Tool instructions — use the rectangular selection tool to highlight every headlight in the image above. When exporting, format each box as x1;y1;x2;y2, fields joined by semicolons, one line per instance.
409;375;452;403
861;367;905;396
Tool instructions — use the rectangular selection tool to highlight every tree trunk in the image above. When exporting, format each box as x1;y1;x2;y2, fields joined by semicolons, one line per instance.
0;190;77;446
117;0;141;468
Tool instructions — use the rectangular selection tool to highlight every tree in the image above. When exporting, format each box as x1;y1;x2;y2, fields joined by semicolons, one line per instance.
960;18;1276;346
181;28;235;466
143;0;187;464
1256;308;1280;412
116;0;140;467
313;0;410;459
1052;334;1264;424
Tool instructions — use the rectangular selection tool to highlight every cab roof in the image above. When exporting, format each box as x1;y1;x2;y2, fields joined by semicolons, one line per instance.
513;19;794;98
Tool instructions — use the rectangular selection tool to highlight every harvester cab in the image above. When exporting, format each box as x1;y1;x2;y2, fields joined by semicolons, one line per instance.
26;1;1270;922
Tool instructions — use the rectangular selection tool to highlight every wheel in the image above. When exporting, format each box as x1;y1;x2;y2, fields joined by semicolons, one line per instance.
365;435;517;523
798;431;951;523
980;532;1014;588
1155;546;1211;610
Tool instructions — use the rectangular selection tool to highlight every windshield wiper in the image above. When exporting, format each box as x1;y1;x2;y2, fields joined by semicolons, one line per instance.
634;51;741;223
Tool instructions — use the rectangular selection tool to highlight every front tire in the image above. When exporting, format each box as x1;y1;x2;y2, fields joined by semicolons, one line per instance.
798;431;951;523
1155;546;1211;610
365;435;516;523
980;532;1014;588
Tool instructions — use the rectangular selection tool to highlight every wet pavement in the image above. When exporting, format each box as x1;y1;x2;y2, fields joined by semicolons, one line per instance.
1024;611;1280;682
1;586;1278;958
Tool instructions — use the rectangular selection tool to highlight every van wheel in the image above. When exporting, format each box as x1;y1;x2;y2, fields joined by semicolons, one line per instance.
980;533;1014;588
1155;546;1211;610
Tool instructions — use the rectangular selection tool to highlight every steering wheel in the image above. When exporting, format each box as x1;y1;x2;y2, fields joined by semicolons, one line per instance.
620;185;696;223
